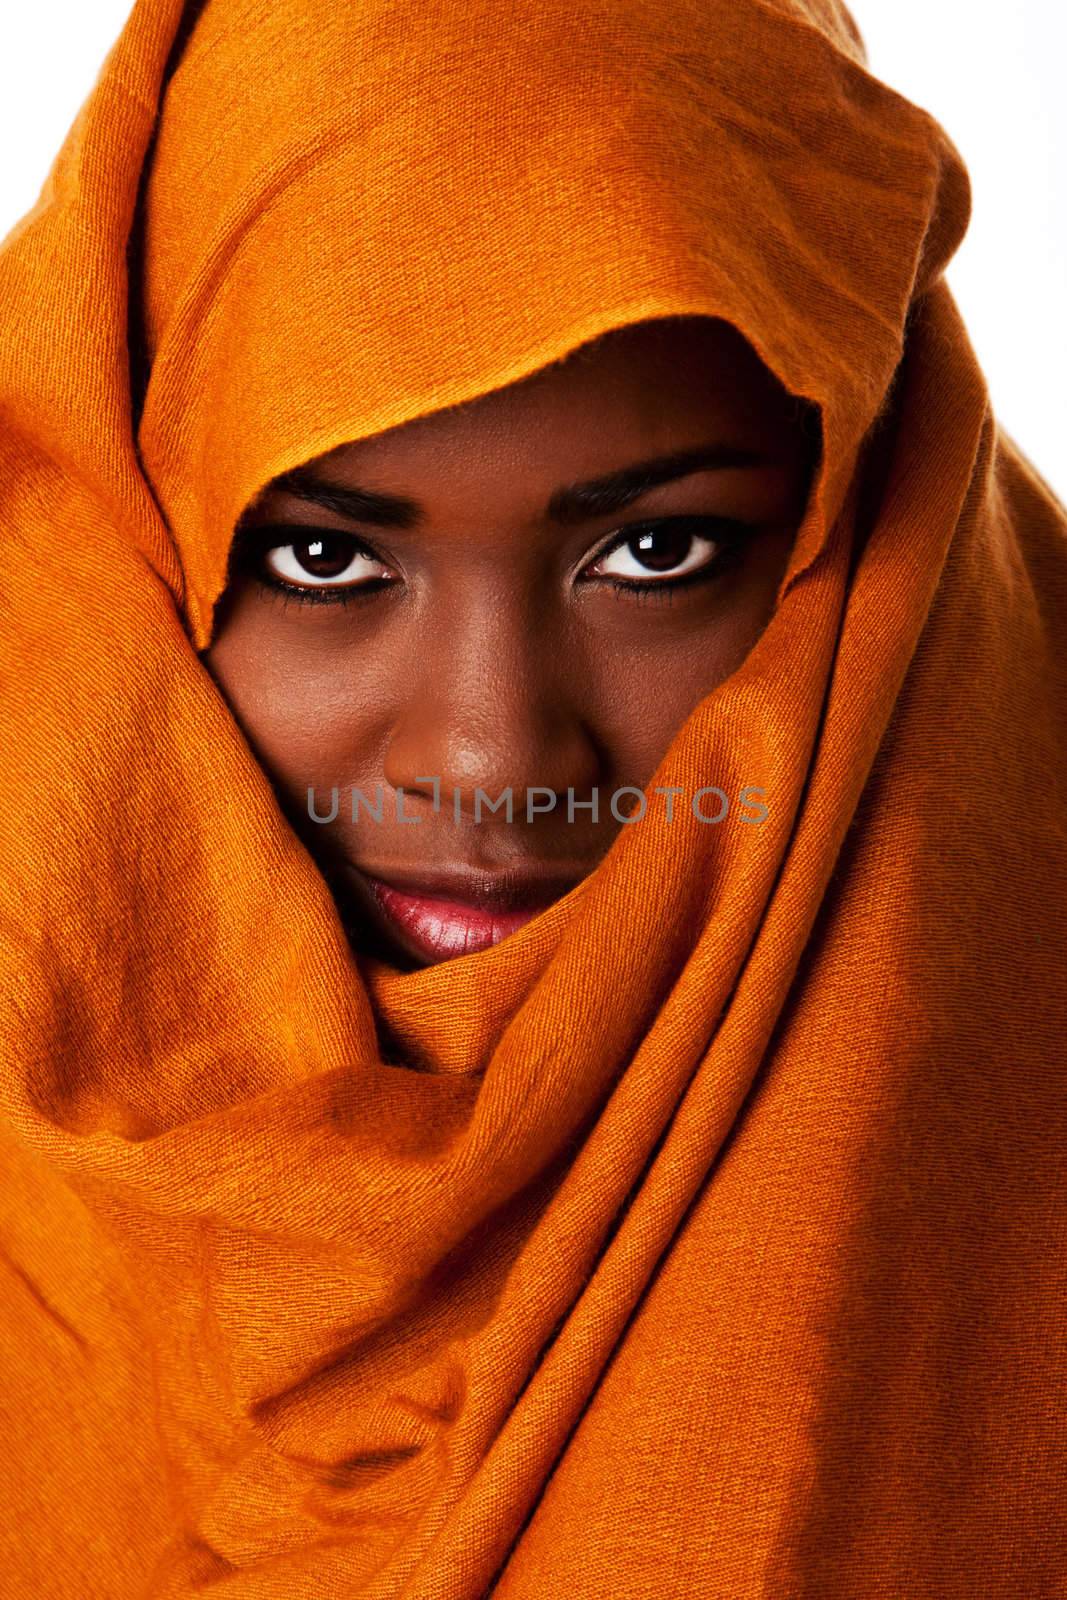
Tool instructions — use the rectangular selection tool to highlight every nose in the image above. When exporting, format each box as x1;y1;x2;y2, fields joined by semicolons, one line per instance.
382;600;604;823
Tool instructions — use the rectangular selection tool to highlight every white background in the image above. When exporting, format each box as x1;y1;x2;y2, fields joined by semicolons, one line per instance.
1;0;1064;503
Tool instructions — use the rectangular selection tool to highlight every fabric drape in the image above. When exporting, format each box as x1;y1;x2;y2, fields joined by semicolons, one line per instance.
1;0;1065;1594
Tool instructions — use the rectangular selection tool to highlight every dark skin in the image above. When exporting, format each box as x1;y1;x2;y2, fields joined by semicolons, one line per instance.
205;316;817;968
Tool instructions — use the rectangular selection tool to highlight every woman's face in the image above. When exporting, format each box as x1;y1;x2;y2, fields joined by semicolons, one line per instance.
205;316;816;968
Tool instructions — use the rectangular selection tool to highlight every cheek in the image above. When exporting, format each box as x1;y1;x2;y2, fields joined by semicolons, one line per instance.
203;600;398;804
591;534;792;772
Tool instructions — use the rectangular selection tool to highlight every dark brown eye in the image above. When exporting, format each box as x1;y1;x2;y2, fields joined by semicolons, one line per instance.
627;525;695;572
587;518;727;585
291;535;359;578
264;533;392;590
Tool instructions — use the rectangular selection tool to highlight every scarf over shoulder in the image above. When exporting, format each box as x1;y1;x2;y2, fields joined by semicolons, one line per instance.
1;1;1065;1594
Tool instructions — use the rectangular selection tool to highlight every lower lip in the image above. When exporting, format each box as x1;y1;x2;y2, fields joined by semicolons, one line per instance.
365;879;544;963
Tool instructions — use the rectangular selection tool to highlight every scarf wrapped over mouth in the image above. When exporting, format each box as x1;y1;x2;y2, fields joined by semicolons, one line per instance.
0;0;1065;1595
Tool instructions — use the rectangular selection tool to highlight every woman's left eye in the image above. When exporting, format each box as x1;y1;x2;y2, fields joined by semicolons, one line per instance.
584;518;741;587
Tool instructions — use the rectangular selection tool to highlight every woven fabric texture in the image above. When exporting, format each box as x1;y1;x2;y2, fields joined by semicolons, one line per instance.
1;0;1065;1594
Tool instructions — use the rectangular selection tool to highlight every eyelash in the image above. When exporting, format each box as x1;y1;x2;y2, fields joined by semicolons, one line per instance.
595;519;750;602
230;516;752;609
230;526;394;610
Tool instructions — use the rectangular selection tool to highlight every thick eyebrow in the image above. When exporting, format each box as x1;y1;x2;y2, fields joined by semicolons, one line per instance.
268;442;769;532
545;443;770;525
268;466;420;528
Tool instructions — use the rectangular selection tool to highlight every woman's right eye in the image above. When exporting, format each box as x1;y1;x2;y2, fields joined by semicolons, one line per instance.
262;532;394;591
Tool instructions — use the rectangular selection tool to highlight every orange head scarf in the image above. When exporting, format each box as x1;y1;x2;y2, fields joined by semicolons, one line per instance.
1;1;1065;1595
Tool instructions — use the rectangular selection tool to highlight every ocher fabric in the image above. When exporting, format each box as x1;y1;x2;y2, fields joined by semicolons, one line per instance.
1;0;1065;1595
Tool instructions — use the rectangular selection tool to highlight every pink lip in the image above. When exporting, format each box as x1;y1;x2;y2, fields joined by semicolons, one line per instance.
365;878;544;961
